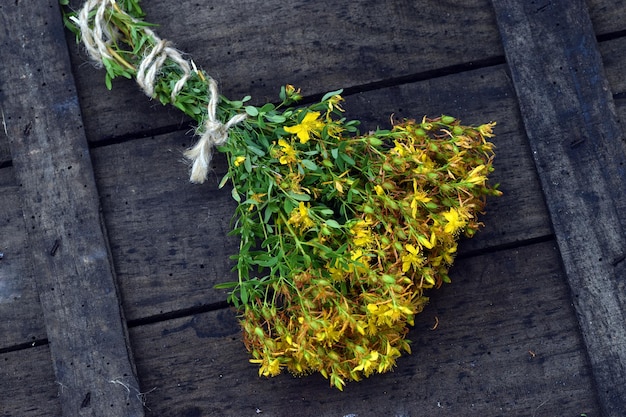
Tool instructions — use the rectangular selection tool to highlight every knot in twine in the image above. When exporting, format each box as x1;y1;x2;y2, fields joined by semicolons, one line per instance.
185;79;247;183
72;0;246;183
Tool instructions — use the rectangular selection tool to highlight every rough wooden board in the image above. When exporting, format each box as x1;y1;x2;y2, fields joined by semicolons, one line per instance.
0;345;62;417
490;1;626;415
0;180;47;348
91;65;552;321
587;0;626;35
66;0;503;142
128;242;600;416
615;96;626;120
91;132;240;320
599;36;626;95
0;143;9;167
0;1;144;416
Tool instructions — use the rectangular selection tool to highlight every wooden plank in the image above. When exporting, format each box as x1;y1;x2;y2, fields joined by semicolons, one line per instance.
0;2;144;416
66;0;504;142
490;1;626;415
587;0;626;35
0;176;47;348
91;132;240;320
0;142;9;166
91;65;553;321
599;36;626;95
128;242;601;416
0;345;63;417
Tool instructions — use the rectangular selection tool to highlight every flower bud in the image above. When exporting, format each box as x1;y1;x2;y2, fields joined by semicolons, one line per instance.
441;115;455;124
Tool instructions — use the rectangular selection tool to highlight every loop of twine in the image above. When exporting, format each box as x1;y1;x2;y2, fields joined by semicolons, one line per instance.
72;0;246;183
184;79;248;183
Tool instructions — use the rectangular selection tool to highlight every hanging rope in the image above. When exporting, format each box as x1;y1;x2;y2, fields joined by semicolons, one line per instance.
71;0;245;183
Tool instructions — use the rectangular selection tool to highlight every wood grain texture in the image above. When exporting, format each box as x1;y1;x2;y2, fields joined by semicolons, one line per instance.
587;0;626;35
65;0;503;142
0;345;62;417
491;0;626;415
91;132;240;320
90;65;553;321
0;1;144;416
128;242;600;417
599;36;626;95
0;177;47;348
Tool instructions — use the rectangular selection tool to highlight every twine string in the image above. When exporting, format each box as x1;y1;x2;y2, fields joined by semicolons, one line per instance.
71;0;245;183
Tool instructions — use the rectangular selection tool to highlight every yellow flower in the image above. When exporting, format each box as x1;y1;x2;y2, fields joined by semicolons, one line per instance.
287;202;315;231
401;244;422;272
234;155;246;167
410;179;431;218
465;164;487;185
350;248;370;273
378;342;401;373
277;139;298;165
417;232;436;249
353;350;379;376
315;321;343;347
350;219;374;247
443;208;466;234
327;94;345;113
285;111;324;144
325;123;344;139
478;122;496;138
249;357;282;377
374;184;385;196
285;84;302;101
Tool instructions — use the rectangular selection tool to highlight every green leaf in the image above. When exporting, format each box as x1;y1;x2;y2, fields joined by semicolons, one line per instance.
253;256;278;267
218;173;230;189
245;106;259;117
265;114;286;123
301;159;318;171
244;157;253;173
105;74;113;90
240;284;248;304
259;102;275;113
246;145;266;157
321;89;344;102
340;153;356;166
325;219;342;229
287;191;311;201
214;281;238;289
231;187;241;203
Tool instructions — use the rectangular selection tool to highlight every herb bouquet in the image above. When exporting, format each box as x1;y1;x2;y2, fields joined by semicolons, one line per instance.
63;0;501;389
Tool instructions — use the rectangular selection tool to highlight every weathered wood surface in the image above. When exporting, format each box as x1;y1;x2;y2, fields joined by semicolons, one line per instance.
600;36;626;94
1;0;626;415
0;345;62;417
0;1;144;416
587;0;626;36
491;0;626;416
0;178;47;348
129;242;601;416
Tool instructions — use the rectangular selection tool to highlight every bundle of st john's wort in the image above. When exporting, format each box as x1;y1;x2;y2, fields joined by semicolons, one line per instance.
63;0;502;389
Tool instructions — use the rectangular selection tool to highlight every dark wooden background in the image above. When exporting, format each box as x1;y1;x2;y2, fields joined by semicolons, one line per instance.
1;0;625;416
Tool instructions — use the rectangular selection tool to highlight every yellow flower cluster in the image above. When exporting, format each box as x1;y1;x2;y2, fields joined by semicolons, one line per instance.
221;89;501;389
